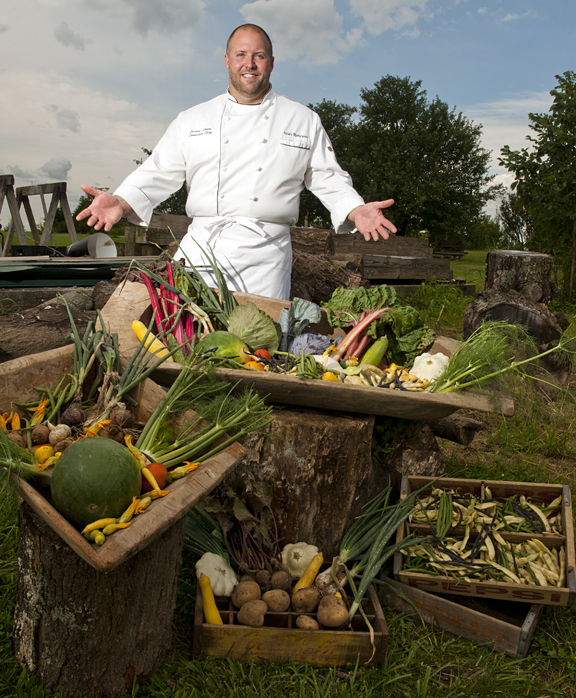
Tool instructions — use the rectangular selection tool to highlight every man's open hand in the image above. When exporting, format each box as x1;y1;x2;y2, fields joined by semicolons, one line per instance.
76;184;131;232
347;200;397;241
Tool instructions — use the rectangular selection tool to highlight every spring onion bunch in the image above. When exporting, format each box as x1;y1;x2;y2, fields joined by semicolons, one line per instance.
184;506;230;562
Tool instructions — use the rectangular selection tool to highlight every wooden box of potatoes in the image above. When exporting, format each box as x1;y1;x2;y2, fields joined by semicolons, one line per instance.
192;578;389;667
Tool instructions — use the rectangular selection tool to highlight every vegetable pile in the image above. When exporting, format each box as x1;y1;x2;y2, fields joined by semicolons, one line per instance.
400;486;567;587
0;304;272;543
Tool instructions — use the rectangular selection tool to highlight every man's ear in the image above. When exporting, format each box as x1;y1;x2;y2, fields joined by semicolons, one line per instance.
224;53;229;70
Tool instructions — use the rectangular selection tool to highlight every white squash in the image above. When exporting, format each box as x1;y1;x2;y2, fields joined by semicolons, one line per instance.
195;553;238;597
410;352;449;383
281;542;320;579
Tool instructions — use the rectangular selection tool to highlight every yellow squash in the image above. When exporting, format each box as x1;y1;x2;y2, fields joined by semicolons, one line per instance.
131;320;174;362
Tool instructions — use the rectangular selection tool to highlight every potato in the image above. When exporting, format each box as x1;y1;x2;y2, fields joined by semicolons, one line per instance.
231;580;261;609
270;570;292;592
317;595;348;628
255;569;271;593
262;589;290;613
291;587;320;614
295;615;319;631
237;600;268;627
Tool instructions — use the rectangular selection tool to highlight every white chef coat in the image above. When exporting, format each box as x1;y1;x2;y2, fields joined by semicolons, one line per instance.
115;88;365;299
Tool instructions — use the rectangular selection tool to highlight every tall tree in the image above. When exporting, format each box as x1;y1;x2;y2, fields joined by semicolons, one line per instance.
498;191;534;249
500;71;576;297
302;77;499;242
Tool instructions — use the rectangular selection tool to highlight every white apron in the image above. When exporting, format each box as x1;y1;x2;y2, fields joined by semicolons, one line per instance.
175;216;292;301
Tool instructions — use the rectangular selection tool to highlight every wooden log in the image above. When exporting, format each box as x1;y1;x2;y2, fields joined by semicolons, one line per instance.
332;233;432;257
229;410;445;559
13;504;186;698
290;250;364;303
362;254;452;281
290;227;333;255
428;413;485;445
484;250;556;305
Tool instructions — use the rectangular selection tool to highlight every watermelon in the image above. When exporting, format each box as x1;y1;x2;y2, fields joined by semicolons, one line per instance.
195;331;252;362
51;437;142;529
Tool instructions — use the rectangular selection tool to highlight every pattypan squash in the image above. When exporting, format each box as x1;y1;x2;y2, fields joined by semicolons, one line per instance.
281;542;320;579
410;352;449;383
195;553;238;597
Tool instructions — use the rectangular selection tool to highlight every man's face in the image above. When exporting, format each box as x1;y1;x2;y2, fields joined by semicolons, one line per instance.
225;28;274;104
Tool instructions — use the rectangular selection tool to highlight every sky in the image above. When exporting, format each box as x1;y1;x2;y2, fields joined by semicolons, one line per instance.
1;0;574;229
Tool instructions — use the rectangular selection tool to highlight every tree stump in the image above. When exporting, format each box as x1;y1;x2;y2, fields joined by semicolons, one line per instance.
228;408;444;560
13;503;186;698
484;250;556;305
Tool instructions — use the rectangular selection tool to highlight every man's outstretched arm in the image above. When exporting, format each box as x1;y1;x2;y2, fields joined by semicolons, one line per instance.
347;199;397;241
76;184;134;232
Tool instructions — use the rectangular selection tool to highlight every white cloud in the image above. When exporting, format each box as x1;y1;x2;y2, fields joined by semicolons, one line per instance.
502;11;537;22
348;0;432;36
477;7;487;15
54;21;90;51
7;165;36;180
240;0;352;64
0;24;8;33
39;156;72;180
465;91;551;181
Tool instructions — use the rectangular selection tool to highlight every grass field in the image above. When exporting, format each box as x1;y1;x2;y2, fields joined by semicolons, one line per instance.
1;252;576;697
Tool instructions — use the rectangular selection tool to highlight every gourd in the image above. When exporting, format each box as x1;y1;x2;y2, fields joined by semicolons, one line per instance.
410;352;449;383
195;552;238;597
131;320;174;361
198;574;223;625
360;336;389;367
50;437;141;529
281;542;320;579
292;552;324;593
194;331;252;363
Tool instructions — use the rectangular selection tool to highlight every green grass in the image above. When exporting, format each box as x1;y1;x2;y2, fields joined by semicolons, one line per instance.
2;263;576;697
452;251;488;293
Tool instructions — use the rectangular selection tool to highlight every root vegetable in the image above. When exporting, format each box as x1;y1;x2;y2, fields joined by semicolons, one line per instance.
270;570;292;592
231;580;261;609
255;569;271;593
109;406;135;429
31;424;50;445
291;587;320;614
317;595;348;628
48;423;72;445
7;432;25;448
99;425;125;444
60;403;85;427
53;438;74;454
237;600;268;627
262;589;290;613
296;615;319;631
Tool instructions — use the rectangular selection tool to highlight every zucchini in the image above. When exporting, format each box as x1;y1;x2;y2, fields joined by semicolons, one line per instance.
360;336;388;366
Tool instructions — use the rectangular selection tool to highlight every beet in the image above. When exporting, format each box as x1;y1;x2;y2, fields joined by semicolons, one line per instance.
109;407;135;429
60;404;85;427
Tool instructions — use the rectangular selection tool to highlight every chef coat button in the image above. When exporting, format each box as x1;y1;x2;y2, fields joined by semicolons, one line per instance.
224;139;229;144
250;196;258;202
261;138;267;143
220;194;225;199
256;167;262;172
264;116;269;120
223;167;228;172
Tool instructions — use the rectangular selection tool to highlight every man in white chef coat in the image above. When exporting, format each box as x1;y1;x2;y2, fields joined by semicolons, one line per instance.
77;24;397;300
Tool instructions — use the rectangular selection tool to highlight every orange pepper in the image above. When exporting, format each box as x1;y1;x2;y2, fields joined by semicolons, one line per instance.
244;360;265;371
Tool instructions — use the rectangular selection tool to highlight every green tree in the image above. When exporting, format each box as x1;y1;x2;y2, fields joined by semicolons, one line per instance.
500;71;576;297
136;147;187;216
298;100;357;228
498;191;534;249
463;215;504;250
302;77;500;243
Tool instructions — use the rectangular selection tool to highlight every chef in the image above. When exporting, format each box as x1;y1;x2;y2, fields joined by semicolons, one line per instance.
77;23;397;300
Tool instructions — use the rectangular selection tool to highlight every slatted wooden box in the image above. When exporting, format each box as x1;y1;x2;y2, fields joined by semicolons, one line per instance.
192;585;388;667
393;476;576;606
380;576;544;658
0;344;245;573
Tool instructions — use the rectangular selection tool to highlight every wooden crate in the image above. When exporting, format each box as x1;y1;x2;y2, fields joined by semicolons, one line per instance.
0;344;245;573
380;576;544;658
192;585;388;667
101;281;515;421
393;476;576;606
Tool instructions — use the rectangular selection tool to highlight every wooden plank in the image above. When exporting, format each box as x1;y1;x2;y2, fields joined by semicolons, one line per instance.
39;186;65;245
149;212;192;235
380;577;544;658
362;255;452;280
20;195;41;244
59;192;79;243
332;232;431;257
15;183;65;196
